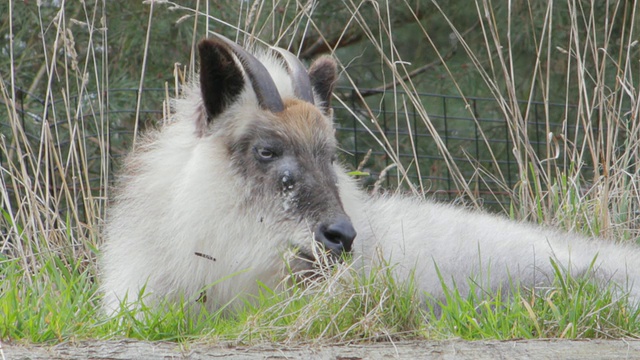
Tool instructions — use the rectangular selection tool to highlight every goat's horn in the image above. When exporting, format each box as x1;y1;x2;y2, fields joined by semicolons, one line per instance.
212;34;285;113
272;47;315;105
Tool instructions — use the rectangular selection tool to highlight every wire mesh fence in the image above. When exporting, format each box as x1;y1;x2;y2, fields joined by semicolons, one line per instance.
332;88;587;206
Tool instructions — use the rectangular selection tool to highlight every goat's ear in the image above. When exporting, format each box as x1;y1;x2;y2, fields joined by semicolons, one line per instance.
198;39;245;122
308;57;338;110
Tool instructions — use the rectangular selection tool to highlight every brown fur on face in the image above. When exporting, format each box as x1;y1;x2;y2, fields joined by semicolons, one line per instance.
275;99;336;152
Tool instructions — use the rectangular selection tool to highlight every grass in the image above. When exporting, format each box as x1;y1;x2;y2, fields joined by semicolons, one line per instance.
2;251;638;344
1;0;640;345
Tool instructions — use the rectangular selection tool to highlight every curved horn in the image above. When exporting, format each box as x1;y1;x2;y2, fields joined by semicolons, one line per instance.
212;34;285;113
272;47;315;105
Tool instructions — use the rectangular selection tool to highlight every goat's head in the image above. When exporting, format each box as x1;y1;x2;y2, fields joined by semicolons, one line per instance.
196;36;356;272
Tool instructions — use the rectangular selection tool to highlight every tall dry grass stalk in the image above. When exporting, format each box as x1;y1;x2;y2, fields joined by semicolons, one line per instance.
429;1;640;239
1;0;110;277
0;0;638;315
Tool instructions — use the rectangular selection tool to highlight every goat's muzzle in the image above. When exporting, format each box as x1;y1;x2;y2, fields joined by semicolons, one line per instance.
314;215;357;257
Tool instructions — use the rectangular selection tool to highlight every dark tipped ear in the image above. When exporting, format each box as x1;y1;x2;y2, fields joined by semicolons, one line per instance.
198;39;245;121
308;56;338;108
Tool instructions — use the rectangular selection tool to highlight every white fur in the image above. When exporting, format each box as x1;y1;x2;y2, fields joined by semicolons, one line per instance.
337;173;639;303
100;51;640;315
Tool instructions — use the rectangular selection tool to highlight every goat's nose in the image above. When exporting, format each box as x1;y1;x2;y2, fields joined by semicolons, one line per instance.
315;217;357;255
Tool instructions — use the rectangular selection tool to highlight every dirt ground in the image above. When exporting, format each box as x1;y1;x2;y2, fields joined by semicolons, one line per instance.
2;339;639;360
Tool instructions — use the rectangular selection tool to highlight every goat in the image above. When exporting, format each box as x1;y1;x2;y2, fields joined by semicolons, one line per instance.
100;35;640;315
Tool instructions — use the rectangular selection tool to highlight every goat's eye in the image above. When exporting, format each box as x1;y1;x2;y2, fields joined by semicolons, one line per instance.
255;147;277;161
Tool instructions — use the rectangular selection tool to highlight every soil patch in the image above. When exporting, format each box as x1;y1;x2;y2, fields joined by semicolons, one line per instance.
2;339;639;359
